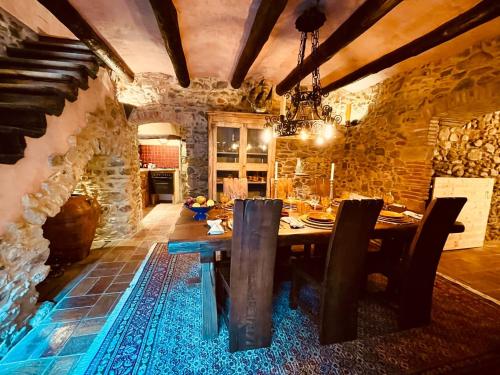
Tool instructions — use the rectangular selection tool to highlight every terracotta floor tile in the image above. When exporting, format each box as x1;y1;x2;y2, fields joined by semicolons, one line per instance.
58;334;97;356
45;355;81;375
88;267;123;277
87;293;121;318
39;323;79;357
439;241;500;301
57;295;100;310
106;282;130;293
120;261;140;274
48;307;90;323
86;276;115;295
95;261;127;270
0;358;54;374
73;317;107;336
68;277;99;297
114;274;134;283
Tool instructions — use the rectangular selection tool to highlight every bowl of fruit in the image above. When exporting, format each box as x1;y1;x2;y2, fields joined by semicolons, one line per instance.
184;196;216;221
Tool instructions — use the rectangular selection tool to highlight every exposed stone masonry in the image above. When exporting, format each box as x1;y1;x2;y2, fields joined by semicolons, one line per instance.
0;78;140;356
117;73;258;197
326;36;500;212
433;112;499;240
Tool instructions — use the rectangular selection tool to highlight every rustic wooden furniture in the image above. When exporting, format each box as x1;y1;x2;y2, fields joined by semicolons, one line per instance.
216;199;282;352
397;197;467;329
366;197;467;329
168;207;464;340
289;199;383;345
208;112;276;200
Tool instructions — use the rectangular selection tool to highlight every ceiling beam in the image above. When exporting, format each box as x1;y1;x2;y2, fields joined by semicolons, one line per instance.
322;0;500;94
231;0;288;89
275;0;403;95
149;0;190;88
37;0;134;81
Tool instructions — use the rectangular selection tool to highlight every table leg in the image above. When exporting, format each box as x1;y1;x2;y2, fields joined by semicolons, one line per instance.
200;250;218;339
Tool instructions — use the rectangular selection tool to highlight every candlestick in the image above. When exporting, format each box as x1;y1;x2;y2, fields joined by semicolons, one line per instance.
330;163;335;181
329;180;334;201
345;103;352;125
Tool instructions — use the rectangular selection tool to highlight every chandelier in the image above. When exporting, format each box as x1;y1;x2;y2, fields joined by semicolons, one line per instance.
264;5;341;145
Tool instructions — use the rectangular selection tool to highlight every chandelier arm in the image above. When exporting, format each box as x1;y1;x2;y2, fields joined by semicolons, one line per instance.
266;5;347;141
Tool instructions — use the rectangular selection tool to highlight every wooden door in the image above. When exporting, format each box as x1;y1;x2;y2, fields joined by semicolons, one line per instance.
432;177;494;250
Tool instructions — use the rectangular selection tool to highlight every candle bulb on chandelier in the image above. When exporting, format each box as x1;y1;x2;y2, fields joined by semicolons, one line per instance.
345;103;352;125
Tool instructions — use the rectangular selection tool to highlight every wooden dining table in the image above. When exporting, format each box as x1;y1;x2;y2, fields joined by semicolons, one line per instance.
167;207;465;340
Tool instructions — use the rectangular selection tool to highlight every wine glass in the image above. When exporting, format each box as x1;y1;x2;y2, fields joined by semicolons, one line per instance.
310;194;320;211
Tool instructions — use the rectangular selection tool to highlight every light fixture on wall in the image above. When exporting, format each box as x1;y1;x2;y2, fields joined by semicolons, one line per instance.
264;4;342;143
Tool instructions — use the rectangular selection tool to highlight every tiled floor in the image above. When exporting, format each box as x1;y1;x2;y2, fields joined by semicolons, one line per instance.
0;204;181;375
438;240;500;301
0;204;498;374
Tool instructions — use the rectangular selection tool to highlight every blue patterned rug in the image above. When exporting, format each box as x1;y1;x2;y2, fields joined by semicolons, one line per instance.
75;243;500;374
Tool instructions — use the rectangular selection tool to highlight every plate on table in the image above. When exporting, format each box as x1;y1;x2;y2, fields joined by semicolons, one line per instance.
380;210;405;219
299;215;334;229
307;211;335;223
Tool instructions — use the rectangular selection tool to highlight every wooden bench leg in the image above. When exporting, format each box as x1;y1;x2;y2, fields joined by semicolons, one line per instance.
200;250;218;340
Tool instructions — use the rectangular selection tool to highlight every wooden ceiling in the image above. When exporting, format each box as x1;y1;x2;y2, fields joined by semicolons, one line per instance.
35;0;500;92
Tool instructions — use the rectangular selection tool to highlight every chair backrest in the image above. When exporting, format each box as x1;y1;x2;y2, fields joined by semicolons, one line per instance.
398;197;466;328
319;198;383;343
229;198;283;351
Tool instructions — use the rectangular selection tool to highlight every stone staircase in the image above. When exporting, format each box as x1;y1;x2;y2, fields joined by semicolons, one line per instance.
0;35;99;164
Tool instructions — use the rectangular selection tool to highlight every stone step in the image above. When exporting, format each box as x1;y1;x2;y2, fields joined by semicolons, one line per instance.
6;47;98;78
0;109;47;138
0;92;66;116
23;40;92;54
0;81;77;102
0;56;89;89
0;133;26;164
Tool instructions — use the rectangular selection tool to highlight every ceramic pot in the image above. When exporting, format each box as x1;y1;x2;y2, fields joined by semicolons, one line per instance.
43;194;100;264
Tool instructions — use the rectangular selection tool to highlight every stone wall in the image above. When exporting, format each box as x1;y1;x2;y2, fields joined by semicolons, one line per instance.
0;71;140;356
0;7;36;54
118;73;258;197
433;112;499;240
325;36;500;212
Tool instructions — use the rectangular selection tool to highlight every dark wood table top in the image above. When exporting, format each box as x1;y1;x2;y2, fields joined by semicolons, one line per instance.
168;208;465;255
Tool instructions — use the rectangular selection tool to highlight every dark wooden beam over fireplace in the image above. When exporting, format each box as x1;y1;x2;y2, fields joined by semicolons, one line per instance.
322;0;500;94
275;0;403;96
231;0;288;89
149;0;190;88
37;0;135;81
